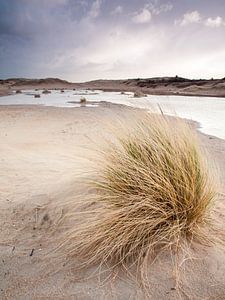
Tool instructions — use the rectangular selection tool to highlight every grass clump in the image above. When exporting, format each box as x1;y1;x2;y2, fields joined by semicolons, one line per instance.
64;112;216;272
133;91;147;98
80;96;87;104
42;89;51;94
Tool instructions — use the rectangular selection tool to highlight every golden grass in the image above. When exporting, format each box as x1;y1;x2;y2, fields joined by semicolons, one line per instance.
62;111;216;276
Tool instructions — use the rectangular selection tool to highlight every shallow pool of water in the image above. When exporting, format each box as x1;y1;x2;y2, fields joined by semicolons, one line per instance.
0;89;225;139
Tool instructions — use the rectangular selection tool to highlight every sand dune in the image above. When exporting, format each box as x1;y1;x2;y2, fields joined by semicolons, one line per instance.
0;104;225;299
1;76;225;98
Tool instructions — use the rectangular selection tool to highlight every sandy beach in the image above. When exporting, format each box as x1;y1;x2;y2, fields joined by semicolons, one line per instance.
0;103;225;299
2;0;225;297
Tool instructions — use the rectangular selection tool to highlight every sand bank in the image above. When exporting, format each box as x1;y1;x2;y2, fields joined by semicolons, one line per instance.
0;104;225;299
2;76;225;98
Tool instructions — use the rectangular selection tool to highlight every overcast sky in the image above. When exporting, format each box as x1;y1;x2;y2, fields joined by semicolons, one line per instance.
0;0;225;81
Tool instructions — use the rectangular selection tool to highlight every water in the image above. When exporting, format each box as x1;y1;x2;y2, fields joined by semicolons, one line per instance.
0;89;225;139
0;89;100;108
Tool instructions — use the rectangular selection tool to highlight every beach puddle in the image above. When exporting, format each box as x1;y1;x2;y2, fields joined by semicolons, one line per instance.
0;89;225;139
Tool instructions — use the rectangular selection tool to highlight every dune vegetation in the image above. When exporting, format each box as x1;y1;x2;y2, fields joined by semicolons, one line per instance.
62;111;217;282
80;96;87;103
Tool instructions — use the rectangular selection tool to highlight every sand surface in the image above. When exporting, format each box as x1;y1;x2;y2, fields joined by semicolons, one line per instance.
0;104;225;299
1;76;225;98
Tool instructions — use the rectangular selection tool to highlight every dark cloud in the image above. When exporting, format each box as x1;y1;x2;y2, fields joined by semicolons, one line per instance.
0;0;225;80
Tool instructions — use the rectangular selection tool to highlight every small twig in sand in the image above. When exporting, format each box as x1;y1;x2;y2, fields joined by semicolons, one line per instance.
157;104;164;115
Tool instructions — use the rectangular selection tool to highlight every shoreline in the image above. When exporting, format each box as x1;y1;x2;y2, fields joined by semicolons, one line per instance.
1;85;225;99
96;87;225;98
0;100;224;142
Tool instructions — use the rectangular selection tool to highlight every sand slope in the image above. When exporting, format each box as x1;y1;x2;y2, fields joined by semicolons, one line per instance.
1;76;225;98
0;104;225;299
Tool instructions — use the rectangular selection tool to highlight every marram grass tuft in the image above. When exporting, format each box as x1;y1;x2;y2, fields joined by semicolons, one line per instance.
62;111;216;272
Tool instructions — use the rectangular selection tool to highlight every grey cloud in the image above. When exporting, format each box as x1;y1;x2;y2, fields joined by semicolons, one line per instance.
0;0;225;80
145;1;173;15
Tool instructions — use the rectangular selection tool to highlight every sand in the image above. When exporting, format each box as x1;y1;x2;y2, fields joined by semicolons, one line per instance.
1;76;225;98
0;104;225;299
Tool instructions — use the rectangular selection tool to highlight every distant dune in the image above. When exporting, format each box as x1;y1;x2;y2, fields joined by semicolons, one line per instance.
4;77;71;86
81;76;225;98
1;76;225;97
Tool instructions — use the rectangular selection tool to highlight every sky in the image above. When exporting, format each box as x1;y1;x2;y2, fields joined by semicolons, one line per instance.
0;0;225;81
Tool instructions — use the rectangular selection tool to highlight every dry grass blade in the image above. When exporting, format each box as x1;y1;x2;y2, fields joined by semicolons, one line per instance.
60;111;217;284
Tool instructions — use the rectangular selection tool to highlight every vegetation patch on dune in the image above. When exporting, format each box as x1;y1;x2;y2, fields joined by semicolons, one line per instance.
62;111;217;281
80;96;87;103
